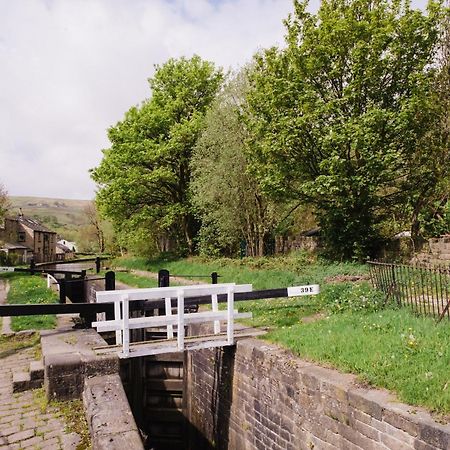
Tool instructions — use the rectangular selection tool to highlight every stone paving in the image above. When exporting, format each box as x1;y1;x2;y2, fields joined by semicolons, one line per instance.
0;347;83;450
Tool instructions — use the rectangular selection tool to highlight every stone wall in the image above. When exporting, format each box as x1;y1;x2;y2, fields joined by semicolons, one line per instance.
275;235;320;254
413;235;450;266
186;338;450;450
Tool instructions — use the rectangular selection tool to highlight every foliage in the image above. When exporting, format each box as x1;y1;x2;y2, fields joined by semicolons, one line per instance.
245;0;446;260
191;71;282;257
92;56;223;256
268;308;450;415
417;8;450;238
5;274;57;331
0;183;10;222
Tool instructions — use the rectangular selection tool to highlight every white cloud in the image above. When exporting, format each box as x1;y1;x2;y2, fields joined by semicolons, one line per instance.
0;0;430;199
0;0;294;199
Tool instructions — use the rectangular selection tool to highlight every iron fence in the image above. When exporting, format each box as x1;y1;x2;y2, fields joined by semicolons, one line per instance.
368;261;450;322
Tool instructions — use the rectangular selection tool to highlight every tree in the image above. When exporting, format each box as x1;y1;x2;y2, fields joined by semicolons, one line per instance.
191;72;281;257
414;4;450;239
91;56;223;255
78;201;110;254
245;0;445;260
0;183;10;222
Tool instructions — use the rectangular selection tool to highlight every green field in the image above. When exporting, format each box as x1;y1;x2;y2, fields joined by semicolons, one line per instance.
9;196;91;239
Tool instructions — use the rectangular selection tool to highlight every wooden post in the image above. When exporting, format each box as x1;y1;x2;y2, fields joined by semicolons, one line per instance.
105;271;115;291
122;295;130;357
95;257;101;274
59;279;66;304
177;290;185;351
158;269;170;287
227;286;234;345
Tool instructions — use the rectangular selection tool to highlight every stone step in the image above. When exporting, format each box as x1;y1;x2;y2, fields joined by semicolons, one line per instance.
30;360;44;381
12;360;44;393
12;371;32;392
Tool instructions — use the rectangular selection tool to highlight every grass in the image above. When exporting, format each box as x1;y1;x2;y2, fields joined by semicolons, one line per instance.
0;333;40;359
3;273;58;331
114;253;367;290
33;388;91;450
115;271;159;288
267;308;450;416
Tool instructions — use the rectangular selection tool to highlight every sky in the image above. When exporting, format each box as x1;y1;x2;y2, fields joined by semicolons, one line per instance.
0;0;429;200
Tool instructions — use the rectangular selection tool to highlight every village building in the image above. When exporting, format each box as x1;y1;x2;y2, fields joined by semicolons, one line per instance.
55;241;75;261
57;239;77;252
0;215;57;263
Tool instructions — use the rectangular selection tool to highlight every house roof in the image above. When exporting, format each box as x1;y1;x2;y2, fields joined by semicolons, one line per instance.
0;242;32;251
6;216;56;233
56;243;72;253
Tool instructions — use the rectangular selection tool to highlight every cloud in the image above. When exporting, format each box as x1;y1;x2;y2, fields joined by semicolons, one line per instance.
0;0;430;199
0;0;294;199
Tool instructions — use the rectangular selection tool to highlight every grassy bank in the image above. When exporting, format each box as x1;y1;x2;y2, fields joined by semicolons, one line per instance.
268;308;450;415
4;273;58;331
114;254;367;290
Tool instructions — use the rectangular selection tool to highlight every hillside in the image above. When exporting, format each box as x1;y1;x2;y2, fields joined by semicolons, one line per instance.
8;196;91;240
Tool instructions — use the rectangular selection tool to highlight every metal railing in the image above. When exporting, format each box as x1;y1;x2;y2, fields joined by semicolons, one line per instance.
368;261;450;322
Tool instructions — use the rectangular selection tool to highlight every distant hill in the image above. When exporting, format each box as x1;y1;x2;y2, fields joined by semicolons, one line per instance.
8;196;92;240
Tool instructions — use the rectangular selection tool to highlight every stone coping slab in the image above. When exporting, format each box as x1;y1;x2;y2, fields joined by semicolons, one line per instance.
83;374;144;450
41;327;119;401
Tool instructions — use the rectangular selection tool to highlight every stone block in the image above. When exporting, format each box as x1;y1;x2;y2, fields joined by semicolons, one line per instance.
12;371;30;393
348;388;388;421
45;373;82;401
29;360;44;381
418;422;450;449
83;374;143;450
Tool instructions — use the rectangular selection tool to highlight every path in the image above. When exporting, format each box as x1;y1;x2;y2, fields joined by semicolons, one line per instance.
118;268;204;286
0;279;12;334
0;347;83;450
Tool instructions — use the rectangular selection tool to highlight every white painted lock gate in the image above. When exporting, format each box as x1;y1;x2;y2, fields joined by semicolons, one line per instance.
92;282;320;358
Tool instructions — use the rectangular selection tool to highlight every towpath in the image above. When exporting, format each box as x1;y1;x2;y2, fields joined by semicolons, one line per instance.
0;277;87;449
116;267;204;286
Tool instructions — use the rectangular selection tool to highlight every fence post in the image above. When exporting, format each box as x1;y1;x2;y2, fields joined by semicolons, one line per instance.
158;269;170;288
105;271;115;291
211;272;218;284
95;257;101;274
105;271;115;321
391;264;401;307
59;280;66;304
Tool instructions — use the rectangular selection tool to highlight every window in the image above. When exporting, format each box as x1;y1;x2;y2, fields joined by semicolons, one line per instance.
18;232;25;242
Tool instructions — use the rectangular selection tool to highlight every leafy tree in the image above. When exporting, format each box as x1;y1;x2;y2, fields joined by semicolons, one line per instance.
245;0;445;260
0;183;10;222
415;5;450;239
191;72;281;257
91;56;223;255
